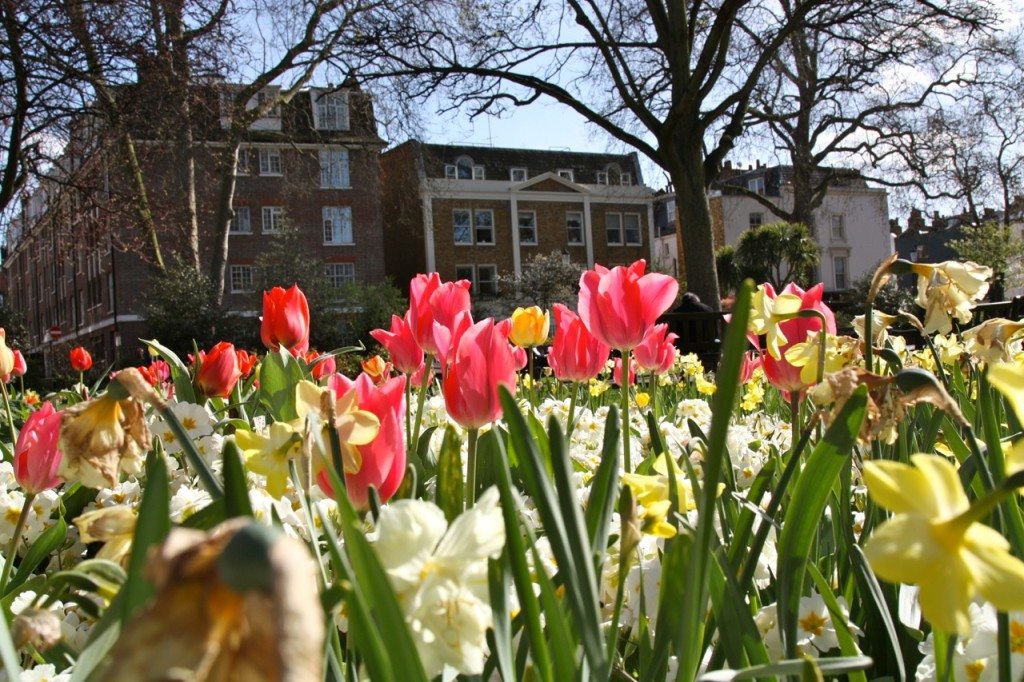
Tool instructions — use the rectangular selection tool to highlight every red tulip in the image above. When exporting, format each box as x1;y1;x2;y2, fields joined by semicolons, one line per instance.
613;356;637;387
236;349;259;378
11;350;26;378
577;260;678;351
441;319;518;430
149;359;170;384
760;283;836;395
14;402;62;494
69;346;93;372
634;323;678;375
196;342;242;398
260;285;310;354
305;351;336;382
318;373;407;509
370;313;423;375
548;304;610;383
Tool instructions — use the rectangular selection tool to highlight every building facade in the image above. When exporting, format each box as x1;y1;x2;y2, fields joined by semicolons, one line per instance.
653;163;895;292
380;142;655;295
3;77;386;371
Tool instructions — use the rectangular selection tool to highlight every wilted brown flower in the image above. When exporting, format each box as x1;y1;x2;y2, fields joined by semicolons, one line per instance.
12;608;62;652
961;318;1024;364
74;505;137;566
97;519;324;681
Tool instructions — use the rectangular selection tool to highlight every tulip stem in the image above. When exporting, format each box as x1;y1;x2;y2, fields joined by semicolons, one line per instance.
0;381;14;452
0;492;34;595
621;350;632;474
650;373;658;421
404;377;413;455
527;352;536;409
465;427;479;509
567;384;579;439
410;355;432;457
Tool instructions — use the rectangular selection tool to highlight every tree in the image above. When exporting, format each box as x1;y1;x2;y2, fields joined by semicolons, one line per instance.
349;0;869;309
142;258;222;355
733;221;818;289
495;251;586;316
951;221;1024;301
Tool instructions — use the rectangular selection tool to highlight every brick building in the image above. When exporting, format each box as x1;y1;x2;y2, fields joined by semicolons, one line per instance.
3;76;386;372
380;142;655;295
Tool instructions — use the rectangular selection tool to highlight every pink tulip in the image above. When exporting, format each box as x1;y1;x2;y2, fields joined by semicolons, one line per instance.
407;274;472;357
548;304;610;383
319;373;407;509
613;356;637;387
260;285;310;354
14;402;62;494
11;350;26;377
370;313;424;375
760;283;836;395
429;280;472;330
739;351;762;384
577;260;678;350
634;323;678;374
442;319;518;430
512;345;528;371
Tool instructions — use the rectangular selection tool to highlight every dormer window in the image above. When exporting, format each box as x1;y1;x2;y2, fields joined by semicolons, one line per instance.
748;177;766;195
620;172;632;186
510;167;527;182
472;165;485;180
557;169;574;182
596;171;608;185
446;156;481;180
252;90;281;118
314;90;350;131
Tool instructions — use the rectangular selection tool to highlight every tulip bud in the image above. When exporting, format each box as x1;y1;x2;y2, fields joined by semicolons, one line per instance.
0;329;15;377
11;350;26;378
13;402;63;494
260;285;310;353
69;346;93;372
196;342;243;398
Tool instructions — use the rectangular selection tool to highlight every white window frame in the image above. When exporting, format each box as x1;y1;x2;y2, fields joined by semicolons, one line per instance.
472;165;486;180
325;262;355;287
236;148;249;176
518;210;538;245
596;171;609;185
831;214;846;241
474;209;495;245
620;172;632;186
606;212;623;245
453;208;472;245
455;264;475;284
259;148;282;176
476;264;498;296
557;169;575;182
229;206;251;234
319;149;350;189
510;167;527;182
748;177;766;195
313;91;350;131
833;255;848;290
444;164;458;179
323;206;353;245
253;90;281;118
749;212;764;228
623;213;642;246
455;157;475;180
566;211;584;245
229;265;254;293
262;206;284;234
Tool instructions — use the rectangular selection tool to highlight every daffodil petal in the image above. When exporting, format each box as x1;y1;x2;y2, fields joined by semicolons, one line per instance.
910;454;969;518
989;363;1024;425
917;557;973;636
336;410;380;446
863;460;934;515
963;528;1024;613
295;380;323;420
773;293;803;317
862;515;945;583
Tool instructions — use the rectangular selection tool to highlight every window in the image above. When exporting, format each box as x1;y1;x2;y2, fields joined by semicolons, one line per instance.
229;265;253;293
453;209;472;244
620;172;632;186
518;211;537;245
623;213;642;245
259;148;282;176
831;214;845;240
319;149;350;188
474;209;495;244
606;213;623;245
749;212;763;228
254;90;281;117
323;206;353;244
472;166;485;180
665;199;676;220
557;169;575;182
315;91;349;131
236;148;249;175
455;157;475;179
833;255;848;290
748;177;766;195
325;263;355;287
455;265;475;283
566;211;584;245
510;167;527;182
230;207;251;234
596;171;609;185
444;164;458;179
477;265;498;296
262;206;284;233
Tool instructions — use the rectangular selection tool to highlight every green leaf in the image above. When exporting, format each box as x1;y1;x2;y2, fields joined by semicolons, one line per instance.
709;549;771;670
807;563;867;682
7;518;67;595
141;338;197;404
777;385;868;658
698;655;873;681
121;451;171;624
181;499;226;530
222;440;254;518
258;347;303;421
585;406;621;562
487;557;514;681
0;599;21;680
435;425;464;522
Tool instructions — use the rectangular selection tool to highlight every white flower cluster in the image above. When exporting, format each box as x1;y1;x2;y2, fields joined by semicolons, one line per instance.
916;602;1024;681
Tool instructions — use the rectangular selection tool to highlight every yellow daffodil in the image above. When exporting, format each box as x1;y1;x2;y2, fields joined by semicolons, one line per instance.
508;307;550;348
853;311;900;346
75;505;137;566
863;454;1024;635
235;421;303;499
741;380;765;411
634;392;651;409
932;334;965;366
962;318;1024;364
678;353;704;378
696;377;717;395
909;260;992;334
589;379;610;397
989;362;1024;425
784;332;859;386
749;285;803;360
294;380;380;480
621;455;722;538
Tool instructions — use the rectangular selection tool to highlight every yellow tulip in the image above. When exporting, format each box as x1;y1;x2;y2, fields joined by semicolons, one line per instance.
634;392;651;409
508;306;550;348
0;329;14;377
863;454;1024;635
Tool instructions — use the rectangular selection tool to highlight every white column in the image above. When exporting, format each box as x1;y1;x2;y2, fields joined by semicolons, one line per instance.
510;192;522;277
647;199;656;265
421;190;436;271
583;195;595;267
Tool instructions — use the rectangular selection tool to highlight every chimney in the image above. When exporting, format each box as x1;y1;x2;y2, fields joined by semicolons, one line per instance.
724;160;732;170
756;159;762;169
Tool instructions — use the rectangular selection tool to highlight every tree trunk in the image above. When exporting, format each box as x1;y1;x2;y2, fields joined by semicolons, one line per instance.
209;139;240;305
668;144;721;310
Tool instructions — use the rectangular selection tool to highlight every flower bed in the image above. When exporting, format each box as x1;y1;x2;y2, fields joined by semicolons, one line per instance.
0;259;1023;681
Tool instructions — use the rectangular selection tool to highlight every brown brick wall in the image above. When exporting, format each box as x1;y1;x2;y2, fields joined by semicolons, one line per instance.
515;199;589;264
379;143;427;292
590;202;649;267
431;198;515;281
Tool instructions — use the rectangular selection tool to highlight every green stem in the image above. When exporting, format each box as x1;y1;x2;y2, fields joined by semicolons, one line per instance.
998;610;1012;682
466;427;479;509
567;383;579;439
157;402;223;497
410;355;433;456
404;376;413;455
789;392;801;457
527;351;536;409
0;493;34;595
864;302;874;373
0;381;14;454
621;349;632;474
650;372;658;421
